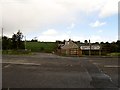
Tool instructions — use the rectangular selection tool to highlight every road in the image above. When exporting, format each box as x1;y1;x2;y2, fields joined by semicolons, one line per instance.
2;53;119;89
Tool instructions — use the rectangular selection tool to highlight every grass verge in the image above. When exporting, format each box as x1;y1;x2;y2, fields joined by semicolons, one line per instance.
107;52;120;56
2;50;32;55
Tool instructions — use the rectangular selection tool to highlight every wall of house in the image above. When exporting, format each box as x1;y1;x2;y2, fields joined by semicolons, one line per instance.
57;48;82;56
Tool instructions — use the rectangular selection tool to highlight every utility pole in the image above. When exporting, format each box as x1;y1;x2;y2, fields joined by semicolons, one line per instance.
99;43;101;56
89;39;91;56
24;36;27;51
2;28;3;37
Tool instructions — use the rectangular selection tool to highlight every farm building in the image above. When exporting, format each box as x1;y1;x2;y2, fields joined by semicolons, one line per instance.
57;39;82;56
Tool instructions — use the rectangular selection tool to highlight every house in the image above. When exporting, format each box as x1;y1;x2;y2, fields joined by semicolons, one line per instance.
57;39;82;56
57;39;101;56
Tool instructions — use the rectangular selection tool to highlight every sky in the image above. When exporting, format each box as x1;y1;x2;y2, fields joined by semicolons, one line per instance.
1;0;119;42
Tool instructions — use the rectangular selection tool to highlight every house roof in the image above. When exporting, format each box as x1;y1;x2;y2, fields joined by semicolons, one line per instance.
61;40;79;49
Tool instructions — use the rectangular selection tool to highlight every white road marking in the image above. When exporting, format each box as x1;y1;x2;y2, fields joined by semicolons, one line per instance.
3;64;11;69
104;65;120;68
3;62;41;66
93;62;100;65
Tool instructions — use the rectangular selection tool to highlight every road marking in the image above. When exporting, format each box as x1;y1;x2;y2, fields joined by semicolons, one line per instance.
104;65;120;68
3;62;41;66
3;64;11;69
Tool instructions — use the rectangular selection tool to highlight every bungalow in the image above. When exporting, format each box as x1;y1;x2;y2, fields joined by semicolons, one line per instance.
57;39;82;56
57;39;101;56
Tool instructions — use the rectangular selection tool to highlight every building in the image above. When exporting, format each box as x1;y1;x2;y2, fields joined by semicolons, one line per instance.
57;39;82;56
57;39;101;56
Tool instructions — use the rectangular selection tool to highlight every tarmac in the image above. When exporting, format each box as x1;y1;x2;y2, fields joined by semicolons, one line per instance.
2;53;119;89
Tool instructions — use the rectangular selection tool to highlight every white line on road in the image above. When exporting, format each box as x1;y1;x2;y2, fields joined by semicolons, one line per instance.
2;64;11;69
104;65;120;68
2;62;41;66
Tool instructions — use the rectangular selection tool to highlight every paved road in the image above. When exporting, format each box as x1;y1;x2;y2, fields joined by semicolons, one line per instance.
2;53;119;89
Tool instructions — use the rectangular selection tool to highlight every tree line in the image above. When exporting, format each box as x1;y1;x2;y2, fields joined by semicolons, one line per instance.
2;31;120;54
2;30;25;50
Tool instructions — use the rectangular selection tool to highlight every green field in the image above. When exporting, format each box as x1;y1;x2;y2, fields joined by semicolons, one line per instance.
26;42;57;53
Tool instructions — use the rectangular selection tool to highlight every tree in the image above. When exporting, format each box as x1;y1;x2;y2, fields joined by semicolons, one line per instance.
17;30;23;48
94;42;99;44
116;40;120;52
84;40;88;45
31;37;38;42
12;33;17;49
2;36;11;50
11;30;24;49
102;42;111;54
56;40;62;44
110;42;117;52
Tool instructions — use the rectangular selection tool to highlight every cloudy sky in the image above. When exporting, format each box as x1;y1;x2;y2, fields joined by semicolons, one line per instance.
1;0;119;42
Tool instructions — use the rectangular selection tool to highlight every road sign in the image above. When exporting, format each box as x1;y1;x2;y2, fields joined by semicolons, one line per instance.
80;45;100;50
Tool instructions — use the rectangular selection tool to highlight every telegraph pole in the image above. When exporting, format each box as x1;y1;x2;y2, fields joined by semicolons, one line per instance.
99;43;101;56
24;36;27;51
89;39;91;56
2;28;3;37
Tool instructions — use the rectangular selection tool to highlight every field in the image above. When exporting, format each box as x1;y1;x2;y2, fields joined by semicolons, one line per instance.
26;42;57;53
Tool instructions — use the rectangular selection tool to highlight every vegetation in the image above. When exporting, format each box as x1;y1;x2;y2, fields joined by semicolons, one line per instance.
107;53;120;56
2;30;25;50
2;50;31;55
2;30;27;55
2;31;120;56
26;42;57;53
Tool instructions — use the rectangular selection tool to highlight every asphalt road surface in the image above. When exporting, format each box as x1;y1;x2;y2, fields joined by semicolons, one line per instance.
2;53;119;89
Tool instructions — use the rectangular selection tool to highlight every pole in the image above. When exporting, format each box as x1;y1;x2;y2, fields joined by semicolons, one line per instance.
24;36;26;50
89;39;91;56
2;28;3;37
99;44;101;56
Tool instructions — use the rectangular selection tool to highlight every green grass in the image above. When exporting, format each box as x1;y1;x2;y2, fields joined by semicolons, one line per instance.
2;50;32;55
107;52;120;56
2;42;57;54
26;42;57;53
